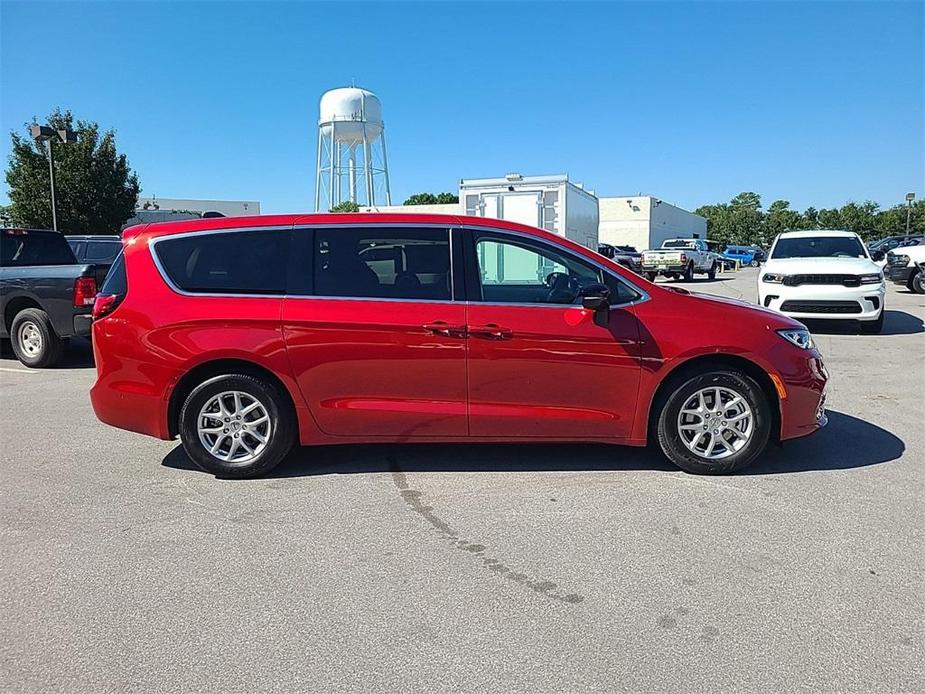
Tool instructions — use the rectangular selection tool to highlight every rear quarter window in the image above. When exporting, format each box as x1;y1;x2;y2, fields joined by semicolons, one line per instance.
1;230;78;266
153;229;289;295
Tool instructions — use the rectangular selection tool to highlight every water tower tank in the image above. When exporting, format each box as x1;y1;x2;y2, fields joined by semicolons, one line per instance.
315;86;392;211
318;87;383;146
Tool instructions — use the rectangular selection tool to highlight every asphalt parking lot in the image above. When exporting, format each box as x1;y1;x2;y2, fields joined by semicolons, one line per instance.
1;267;923;692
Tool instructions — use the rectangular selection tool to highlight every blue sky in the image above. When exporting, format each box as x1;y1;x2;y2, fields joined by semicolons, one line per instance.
1;1;923;213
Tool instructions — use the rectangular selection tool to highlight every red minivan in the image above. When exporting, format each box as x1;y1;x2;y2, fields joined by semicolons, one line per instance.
90;214;827;478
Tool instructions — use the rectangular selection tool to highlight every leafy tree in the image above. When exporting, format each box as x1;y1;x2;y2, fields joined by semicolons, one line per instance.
837;201;879;240
764;200;801;237
330;200;360;213
799;207;819;229
5;109;139;233
817;208;843;230
404;192;459;205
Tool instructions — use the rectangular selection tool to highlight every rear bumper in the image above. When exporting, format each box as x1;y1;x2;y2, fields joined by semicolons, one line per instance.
73;313;92;337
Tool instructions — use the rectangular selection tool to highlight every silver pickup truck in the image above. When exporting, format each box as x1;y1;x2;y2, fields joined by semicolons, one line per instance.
641;238;719;281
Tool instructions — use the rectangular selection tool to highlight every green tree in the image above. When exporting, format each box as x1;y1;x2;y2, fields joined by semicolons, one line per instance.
5;109;139;233
764;200;801;237
330;200;360;213
404;192;459;205
817;208;843;230
728;192;764;245
799;207;819;229
838;201;879;240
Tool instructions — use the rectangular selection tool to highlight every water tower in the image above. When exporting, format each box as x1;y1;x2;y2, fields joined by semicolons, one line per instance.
315;87;392;211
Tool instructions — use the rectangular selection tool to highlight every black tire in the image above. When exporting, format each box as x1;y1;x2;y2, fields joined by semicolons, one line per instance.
750;260;759;267
912;270;925;295
859;311;884;334
682;263;694;282
656;370;772;475
178;373;296;478
707;262;717;280
645;272;657;282
10;308;65;368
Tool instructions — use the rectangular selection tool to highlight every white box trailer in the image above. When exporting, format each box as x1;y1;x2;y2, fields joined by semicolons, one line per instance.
459;174;599;250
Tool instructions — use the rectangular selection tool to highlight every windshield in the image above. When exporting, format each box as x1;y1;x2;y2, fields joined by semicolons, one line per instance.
771;236;867;259
662;240;695;249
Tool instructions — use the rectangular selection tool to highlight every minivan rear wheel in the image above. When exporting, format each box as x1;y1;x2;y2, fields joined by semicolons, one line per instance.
656;369;771;474
178;373;295;478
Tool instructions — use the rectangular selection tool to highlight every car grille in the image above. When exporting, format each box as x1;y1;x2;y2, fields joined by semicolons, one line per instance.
782;274;861;287
780;300;862;314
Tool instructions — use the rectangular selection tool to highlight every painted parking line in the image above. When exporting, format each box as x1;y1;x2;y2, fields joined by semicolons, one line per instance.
0;367;38;375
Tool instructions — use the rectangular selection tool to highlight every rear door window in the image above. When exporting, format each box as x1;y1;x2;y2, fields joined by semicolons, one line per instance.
153;229;289;294
302;227;451;301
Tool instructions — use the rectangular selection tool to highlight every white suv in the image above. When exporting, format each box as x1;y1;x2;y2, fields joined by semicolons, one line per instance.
758;230;886;333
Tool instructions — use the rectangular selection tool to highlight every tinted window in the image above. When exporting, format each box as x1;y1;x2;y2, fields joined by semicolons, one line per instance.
771;236;866;259
154;229;288;294
312;227;451;300
100;252;127;296
474;233;601;305
1;230;77;266
662;240;695;249
85;241;121;263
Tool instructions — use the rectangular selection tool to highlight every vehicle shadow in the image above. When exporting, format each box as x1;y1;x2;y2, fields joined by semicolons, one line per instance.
161;410;903;479
802;310;924;336
0;337;95;369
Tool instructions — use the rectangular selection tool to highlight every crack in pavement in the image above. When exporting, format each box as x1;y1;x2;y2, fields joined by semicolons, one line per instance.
389;455;584;605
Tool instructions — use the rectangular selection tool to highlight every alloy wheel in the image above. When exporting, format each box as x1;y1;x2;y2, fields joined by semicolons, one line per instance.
197;390;272;463
676;386;754;460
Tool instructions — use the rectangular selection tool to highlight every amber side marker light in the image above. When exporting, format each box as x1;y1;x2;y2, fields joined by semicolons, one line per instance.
769;373;788;401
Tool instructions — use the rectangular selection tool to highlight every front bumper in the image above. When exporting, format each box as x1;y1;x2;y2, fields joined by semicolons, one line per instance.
886;265;914;284
759;282;886;321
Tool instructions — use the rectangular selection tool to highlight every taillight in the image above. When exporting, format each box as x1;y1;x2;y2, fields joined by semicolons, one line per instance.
92;294;119;319
680;253;688;263
73;276;97;308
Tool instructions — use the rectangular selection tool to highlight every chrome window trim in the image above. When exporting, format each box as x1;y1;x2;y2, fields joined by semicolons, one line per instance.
149;223;458;302
147;222;650;309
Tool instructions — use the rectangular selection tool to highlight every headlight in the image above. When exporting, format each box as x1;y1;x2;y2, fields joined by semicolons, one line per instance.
894;254;910;266
859;273;883;284
762;272;786;283
778;328;814;350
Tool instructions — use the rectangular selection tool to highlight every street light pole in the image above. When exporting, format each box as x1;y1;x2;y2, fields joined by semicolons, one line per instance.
45;138;58;231
30;124;76;232
905;192;915;234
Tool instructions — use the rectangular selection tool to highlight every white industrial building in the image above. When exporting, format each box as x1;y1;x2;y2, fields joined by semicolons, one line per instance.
360;173;705;252
598;196;706;251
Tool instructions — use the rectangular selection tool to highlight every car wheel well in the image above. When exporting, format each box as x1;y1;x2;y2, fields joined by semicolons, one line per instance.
648;354;781;444
167;359;297;439
4;297;42;334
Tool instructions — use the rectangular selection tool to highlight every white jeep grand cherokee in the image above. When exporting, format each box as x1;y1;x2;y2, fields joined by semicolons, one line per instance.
758;230;886;333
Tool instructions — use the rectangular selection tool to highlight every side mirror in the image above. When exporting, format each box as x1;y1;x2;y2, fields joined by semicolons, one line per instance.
871;250;885;262
581;283;611;326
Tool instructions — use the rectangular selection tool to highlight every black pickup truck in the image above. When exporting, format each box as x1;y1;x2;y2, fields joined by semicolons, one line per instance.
1;228;106;367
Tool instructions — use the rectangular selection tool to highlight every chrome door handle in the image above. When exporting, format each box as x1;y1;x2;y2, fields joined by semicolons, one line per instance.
468;323;512;339
423;321;466;337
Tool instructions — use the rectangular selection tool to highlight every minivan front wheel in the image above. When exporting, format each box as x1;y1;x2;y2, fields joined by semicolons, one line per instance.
656;370;771;474
179;373;295;478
